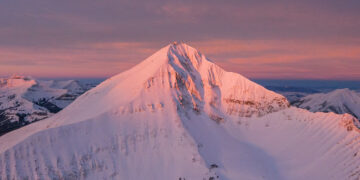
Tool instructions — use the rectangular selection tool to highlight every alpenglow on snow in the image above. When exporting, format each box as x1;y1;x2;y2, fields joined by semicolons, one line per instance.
0;43;359;180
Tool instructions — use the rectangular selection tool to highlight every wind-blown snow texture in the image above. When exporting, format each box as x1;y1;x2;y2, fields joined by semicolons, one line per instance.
293;88;360;120
0;43;359;180
0;76;89;136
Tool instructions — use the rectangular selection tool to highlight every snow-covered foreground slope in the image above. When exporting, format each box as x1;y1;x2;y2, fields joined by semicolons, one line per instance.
0;43;359;180
293;88;360;120
0;76;90;136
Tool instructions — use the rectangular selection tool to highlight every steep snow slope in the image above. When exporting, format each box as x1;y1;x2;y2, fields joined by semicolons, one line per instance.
0;43;359;180
0;76;89;136
293;88;360;119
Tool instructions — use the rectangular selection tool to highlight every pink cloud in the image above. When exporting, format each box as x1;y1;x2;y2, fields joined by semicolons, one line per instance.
191;39;360;80
0;39;359;80
0;42;157;78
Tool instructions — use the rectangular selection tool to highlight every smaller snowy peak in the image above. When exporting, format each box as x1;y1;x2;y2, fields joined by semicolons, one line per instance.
328;88;355;97
0;75;36;88
49;80;86;95
0;76;94;136
293;88;360;119
0;75;33;81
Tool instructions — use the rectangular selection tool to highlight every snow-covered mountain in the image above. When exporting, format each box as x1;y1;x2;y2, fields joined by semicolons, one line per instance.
0;75;90;135
0;43;359;180
293;88;360;119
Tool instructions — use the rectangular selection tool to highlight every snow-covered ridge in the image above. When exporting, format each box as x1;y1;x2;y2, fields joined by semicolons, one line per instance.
0;43;359;180
293;88;360;120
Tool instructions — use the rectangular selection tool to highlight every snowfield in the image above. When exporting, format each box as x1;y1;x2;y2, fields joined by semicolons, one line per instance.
0;43;359;180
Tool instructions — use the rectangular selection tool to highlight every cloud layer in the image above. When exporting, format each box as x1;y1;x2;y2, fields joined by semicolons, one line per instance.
0;0;359;79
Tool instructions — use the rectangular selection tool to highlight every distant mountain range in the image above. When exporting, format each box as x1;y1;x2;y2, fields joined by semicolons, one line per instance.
264;86;321;102
0;75;95;135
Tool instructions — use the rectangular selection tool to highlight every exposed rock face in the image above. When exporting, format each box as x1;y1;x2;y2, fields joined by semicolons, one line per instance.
140;43;289;119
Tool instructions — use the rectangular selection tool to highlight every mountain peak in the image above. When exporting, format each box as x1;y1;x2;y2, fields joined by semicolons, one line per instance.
1;44;360;180
169;41;194;48
168;41;201;54
166;42;205;65
331;88;352;95
167;42;205;70
325;88;358;100
49;43;289;128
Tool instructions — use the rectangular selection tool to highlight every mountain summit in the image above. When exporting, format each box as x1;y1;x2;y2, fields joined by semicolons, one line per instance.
0;43;359;180
44;42;289;128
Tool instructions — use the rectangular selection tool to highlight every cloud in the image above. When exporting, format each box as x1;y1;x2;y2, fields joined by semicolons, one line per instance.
0;0;359;79
192;39;360;79
0;41;159;78
1;38;359;79
156;2;209;23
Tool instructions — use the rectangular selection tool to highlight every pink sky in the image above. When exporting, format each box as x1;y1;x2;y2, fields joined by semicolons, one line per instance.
0;0;359;80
